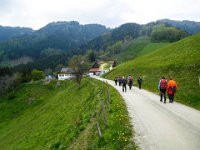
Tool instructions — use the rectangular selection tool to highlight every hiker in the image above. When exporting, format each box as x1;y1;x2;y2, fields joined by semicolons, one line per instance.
158;77;167;103
128;75;133;90
118;76;122;86
114;77;118;86
137;75;143;89
167;78;177;103
122;76;127;92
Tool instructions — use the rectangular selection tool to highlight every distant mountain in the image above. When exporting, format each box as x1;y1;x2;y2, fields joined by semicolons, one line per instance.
0;19;198;69
0;26;34;42
83;23;141;51
158;19;200;34
32;21;109;51
0;21;110;66
82;21;187;52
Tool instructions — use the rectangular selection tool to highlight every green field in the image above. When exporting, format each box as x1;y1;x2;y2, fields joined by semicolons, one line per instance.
137;42;170;56
105;33;200;110
0;79;136;149
114;38;169;63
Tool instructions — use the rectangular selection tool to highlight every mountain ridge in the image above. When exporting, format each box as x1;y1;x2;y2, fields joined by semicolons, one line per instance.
0;19;199;69
158;19;200;34
0;25;34;42
0;21;110;67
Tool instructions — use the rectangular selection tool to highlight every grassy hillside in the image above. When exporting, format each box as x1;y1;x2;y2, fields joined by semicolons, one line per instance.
115;39;149;62
0;79;136;149
137;42;169;56
113;38;169;63
105;33;200;110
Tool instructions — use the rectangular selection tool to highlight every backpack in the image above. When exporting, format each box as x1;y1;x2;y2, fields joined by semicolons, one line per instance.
129;76;133;81
138;77;142;83
171;86;176;92
160;79;167;90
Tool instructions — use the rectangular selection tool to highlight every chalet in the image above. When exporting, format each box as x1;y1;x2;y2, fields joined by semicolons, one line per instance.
58;68;75;80
89;60;116;76
89;68;101;76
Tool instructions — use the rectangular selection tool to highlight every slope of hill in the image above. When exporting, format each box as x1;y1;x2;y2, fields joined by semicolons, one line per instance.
1;19;198;69
0;19;194;69
113;38;170;63
97;37;170;65
0;26;33;42
137;42;170;56
84;22;187;66
83;21;188;52
105;33;200;110
0;79;135;149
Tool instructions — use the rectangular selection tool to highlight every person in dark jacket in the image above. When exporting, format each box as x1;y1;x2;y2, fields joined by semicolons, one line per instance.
128;75;133;90
118;76;122;86
114;77;118;86
137;75;143;89
158;77;168;103
122;76;127;92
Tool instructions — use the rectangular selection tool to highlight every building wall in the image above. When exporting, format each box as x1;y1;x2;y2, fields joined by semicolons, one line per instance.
99;63;112;70
58;74;74;80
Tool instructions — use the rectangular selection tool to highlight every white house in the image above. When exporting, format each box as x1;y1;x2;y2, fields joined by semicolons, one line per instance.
58;68;75;80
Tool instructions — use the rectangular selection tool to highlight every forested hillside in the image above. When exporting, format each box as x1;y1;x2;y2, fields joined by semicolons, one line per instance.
158;19;200;34
0;19;199;73
84;22;186;64
0;21;109;66
83;21;187;51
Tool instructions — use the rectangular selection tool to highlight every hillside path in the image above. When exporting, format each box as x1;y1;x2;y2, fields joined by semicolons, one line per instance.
92;76;200;150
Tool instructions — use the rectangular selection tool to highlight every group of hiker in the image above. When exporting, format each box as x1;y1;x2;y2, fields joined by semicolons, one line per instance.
114;75;143;92
158;77;177;103
114;75;177;103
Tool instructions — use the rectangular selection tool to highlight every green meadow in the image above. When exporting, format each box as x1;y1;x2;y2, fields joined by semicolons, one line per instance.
0;79;136;150
114;38;169;63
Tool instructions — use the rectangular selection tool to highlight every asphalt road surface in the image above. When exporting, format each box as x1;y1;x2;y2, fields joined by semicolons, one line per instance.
93;76;200;150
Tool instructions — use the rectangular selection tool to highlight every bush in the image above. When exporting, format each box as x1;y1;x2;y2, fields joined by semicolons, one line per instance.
31;70;44;81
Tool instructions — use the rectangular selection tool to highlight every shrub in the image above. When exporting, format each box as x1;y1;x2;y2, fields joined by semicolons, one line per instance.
31;70;44;81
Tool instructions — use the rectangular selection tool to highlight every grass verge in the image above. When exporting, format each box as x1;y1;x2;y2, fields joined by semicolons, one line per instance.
0;78;136;149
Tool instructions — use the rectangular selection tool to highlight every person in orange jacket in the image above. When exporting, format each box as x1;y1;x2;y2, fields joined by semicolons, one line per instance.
167;78;177;103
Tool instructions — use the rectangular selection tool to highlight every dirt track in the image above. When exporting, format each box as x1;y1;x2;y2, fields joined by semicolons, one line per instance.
93;76;200;150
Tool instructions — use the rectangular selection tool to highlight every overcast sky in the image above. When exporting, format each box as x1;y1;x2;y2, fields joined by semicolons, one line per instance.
0;0;199;30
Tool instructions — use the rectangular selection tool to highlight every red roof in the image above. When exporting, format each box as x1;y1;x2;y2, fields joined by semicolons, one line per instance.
89;68;100;72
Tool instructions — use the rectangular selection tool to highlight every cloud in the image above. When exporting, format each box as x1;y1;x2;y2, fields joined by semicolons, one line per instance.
0;0;199;29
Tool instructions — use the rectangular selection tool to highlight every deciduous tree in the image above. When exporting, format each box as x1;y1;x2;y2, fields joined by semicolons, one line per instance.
69;55;89;89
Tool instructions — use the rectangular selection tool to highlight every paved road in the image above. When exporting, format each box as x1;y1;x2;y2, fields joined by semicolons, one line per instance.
93;76;200;150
